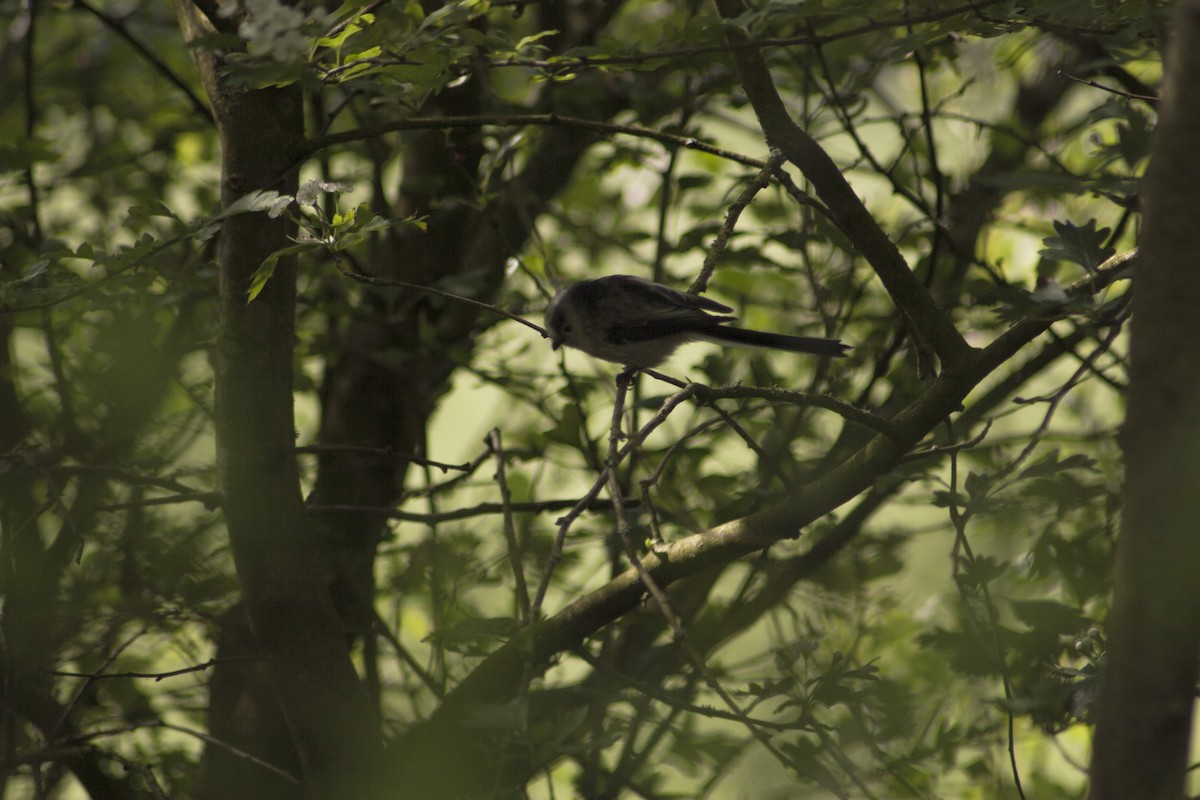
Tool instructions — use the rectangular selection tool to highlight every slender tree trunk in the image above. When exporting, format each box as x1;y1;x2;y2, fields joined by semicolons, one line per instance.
1089;2;1200;797
175;5;381;798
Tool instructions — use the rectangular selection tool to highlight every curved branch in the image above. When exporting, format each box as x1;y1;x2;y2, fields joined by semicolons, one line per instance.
692;384;905;440
388;250;1136;797
712;0;974;374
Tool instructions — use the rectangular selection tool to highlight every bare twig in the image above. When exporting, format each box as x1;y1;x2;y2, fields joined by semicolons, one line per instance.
371;610;443;699
1058;70;1158;103
528;381;705;620
691;384;905;441
942;426;1027;800
295;443;472;472
643;370;794;487
901;420;992;463
714;0;975;373
72;0;213;123
51;626;149;742
602;372;815;786
46;659;221;682
310;496;636;525
691;150;786;295
67;720;299;784
336;265;547;337
94;492;222;512
489;429;531;620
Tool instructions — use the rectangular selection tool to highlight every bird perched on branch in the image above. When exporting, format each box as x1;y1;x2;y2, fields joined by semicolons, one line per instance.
545;274;850;369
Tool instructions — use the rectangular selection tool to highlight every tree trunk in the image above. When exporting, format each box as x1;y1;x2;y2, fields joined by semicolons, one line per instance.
175;5;381;798
1089;2;1200;797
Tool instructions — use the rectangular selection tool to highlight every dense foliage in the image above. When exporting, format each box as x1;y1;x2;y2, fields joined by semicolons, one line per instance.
0;1;1168;798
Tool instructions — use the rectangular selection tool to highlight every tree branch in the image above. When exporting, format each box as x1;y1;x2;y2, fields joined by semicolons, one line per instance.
389;249;1135;796
73;0;213;123
711;0;975;374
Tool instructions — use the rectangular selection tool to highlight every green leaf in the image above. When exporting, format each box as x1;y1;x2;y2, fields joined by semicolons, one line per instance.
514;30;558;51
316;20;364;50
1040;219;1115;270
1009;599;1088;635
931;489;967;509
359;214;394;233
220;190;288;220
126;202;181;228
246;242;315;302
1117;111;1152;168
246;254;282;303
958;555;1007;589
331;205;358;229
964;471;992;499
1017;449;1098;480
345;45;382;63
426;615;519;654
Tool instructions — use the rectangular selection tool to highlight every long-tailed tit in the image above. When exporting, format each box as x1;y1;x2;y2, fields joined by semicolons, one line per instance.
544;274;850;369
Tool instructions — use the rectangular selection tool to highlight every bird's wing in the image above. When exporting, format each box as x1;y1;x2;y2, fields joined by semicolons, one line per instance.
605;275;734;314
599;277;737;343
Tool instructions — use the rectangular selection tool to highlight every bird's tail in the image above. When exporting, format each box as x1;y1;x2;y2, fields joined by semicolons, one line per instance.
702;327;851;357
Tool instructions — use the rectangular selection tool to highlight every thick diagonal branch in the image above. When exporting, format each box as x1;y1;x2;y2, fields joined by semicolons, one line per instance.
711;0;974;372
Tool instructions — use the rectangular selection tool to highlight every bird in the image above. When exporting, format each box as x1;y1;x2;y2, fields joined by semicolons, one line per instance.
544;274;850;369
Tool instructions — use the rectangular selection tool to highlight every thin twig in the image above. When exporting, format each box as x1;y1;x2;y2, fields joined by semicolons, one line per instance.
943;422;1027;800
310;496;636;525
94;492;222;512
67;720;300;784
371;609;443;699
337;265;547;337
991;321;1125;488
643;370;792;487
692;384;905;441
294;443;471;472
1058;70;1158;103
72;0;213;123
603;372;811;785
901;419;992;463
46;659;220;682
489;429;531;621
51;626;149;742
528;381;705;620
690;149;786;295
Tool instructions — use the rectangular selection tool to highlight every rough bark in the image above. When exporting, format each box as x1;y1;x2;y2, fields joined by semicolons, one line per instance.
308;9;632;656
1088;2;1200;797
175;4;382;798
